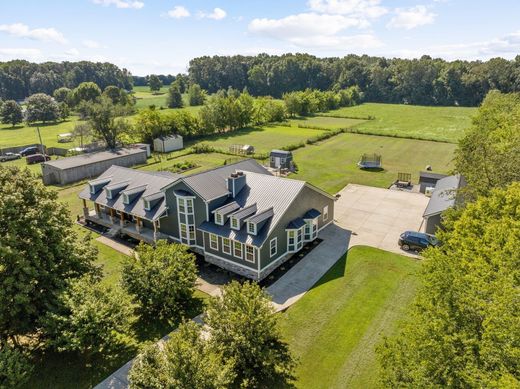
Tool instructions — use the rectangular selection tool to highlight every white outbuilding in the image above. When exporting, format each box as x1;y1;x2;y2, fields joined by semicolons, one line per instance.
153;135;183;153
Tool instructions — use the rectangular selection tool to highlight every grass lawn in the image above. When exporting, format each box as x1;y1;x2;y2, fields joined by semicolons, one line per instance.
184;125;327;154
141;152;245;175
286;116;366;130
280;246;421;389
291;132;456;193
320;103;476;143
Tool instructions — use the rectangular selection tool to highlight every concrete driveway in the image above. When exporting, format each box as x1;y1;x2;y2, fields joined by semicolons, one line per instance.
334;184;429;256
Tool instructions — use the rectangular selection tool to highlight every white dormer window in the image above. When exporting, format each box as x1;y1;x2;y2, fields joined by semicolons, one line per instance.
231;217;239;230
247;222;256;235
89;184;95;194
106;189;113;199
215;213;223;225
122;193;129;205
144;199;151;211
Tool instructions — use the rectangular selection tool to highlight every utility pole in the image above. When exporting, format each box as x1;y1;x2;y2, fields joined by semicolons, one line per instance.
36;126;44;154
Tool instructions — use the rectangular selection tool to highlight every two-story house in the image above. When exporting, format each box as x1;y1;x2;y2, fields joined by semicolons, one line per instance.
79;159;335;280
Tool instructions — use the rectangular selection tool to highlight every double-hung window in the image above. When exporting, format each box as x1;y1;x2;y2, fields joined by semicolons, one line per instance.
233;241;243;258
323;205;329;222
222;238;231;254
245;245;255;263
231;217;239;230
247;222;256;235
186;199;194;214
215;213;223;225
178;198;186;213
209;233;218;250
180;223;187;240
270;238;277;257
288;230;296;252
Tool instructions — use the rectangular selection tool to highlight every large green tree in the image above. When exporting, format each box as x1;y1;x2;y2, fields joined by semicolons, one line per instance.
87;96;131;148
187;83;206;106
0;167;98;342
71;81;101;105
0;100;23;127
52;87;72;104
0;341;32;389
455;90;520;198
25;93;60;123
128;321;235;389
122;242;197;321
43;276;136;356
378;183;520;387
148;75;162;93
166;82;183;108
205;281;295;388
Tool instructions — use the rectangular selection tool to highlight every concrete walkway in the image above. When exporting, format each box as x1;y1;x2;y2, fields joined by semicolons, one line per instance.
267;223;350;311
95;236;135;256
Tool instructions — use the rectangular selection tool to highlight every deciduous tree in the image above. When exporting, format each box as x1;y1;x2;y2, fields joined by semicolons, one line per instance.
148;75;162;93
25;93;60;123
129;321;235;389
87;96;131;148
0;100;23;126
378;183;520;387
205;281;296;388
0;166;98;342
71;81;101;105
166;82;183;108
187;83;206;106
122;242;197;321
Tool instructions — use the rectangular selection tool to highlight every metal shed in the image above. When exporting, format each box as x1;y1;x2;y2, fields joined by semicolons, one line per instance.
41;148;148;185
418;171;448;194
153;135;183;153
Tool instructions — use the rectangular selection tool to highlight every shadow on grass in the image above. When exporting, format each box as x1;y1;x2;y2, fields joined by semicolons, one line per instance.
0;124;25;130
359;167;385;173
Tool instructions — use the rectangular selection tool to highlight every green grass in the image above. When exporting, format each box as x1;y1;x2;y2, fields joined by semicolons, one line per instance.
286;116;367;130
320;103;476;143
280;246;421;389
141;152;244;175
291;132;456;193
183;125;327;154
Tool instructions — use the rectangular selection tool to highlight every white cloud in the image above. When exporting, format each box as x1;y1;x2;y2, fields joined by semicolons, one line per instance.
82;39;107;49
64;48;80;57
0;23;67;44
387;5;436;30
0;47;42;60
167;5;190;19
248;12;381;50
92;0;144;9
198;7;227;20
308;0;387;18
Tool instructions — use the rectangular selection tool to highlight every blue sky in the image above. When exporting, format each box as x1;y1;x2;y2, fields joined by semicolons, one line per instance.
1;0;520;75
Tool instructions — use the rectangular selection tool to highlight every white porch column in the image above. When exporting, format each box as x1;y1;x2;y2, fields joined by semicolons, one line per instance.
136;217;141;233
153;220;158;242
82;199;89;219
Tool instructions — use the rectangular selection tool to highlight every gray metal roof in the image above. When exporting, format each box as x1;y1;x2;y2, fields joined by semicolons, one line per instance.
198;171;306;245
270;149;292;157
213;201;240;215
230;204;257;220
43;148;146;170
246;207;274;224
79;166;181;220
303;208;321;219
181;159;270;200
419;171;448;181
423;175;463;217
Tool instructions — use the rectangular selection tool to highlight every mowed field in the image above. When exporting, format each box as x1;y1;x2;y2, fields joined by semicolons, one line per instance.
286;115;367;129
280;246;421;389
292;132;456;193
321;103;476;143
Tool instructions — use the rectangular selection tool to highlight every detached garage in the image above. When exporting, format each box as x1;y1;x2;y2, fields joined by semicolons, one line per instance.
41;148;147;185
153;135;183;153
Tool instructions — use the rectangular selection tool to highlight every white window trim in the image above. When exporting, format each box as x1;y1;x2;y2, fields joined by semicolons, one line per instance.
245;245;255;263
122;193;129;205
90;184;96;194
215;213;223;226
287;227;304;253
231;217;240;230
233;241;243;259
247;222;257;235
323;205;329;222
222;237;231;255
143;199;151;211
270;237;277;258
209;233;219;250
106;189;113;199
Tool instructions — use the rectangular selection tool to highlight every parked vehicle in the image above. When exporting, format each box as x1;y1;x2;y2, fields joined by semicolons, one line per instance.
26;154;50;164
398;231;439;251
57;133;73;143
0;152;21;162
19;146;40;156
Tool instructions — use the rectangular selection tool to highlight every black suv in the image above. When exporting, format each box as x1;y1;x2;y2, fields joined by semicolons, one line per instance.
398;231;439;252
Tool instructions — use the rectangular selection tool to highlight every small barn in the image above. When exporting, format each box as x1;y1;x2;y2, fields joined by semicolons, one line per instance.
418;171;448;194
41;148;148;185
153;135;183;153
269;149;293;170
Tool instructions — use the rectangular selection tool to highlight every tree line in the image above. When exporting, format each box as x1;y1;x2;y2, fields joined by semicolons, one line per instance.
188;53;520;106
0;60;132;101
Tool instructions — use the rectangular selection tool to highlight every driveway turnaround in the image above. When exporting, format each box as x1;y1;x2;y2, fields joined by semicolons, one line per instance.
334;184;429;256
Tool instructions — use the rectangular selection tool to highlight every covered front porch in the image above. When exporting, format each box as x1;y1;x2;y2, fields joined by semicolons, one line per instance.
82;199;167;244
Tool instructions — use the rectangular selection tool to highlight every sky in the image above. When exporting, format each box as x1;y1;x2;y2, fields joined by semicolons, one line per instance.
1;0;520;75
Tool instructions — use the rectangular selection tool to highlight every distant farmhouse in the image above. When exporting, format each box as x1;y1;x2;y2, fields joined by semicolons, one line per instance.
41;148;147;185
79;160;334;280
422;174;465;234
